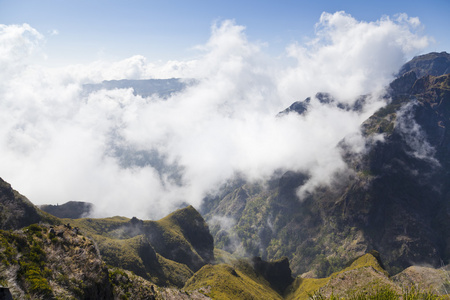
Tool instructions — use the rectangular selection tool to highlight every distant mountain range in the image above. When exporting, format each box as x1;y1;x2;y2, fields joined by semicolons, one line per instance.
83;78;196;98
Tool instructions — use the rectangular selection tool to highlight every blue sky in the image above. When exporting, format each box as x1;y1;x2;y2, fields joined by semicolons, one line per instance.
1;0;449;66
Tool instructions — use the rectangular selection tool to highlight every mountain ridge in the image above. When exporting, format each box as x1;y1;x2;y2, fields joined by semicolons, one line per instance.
2;51;450;299
201;51;450;277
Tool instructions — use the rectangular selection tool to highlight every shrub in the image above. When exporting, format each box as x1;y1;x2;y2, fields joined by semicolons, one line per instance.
24;266;53;297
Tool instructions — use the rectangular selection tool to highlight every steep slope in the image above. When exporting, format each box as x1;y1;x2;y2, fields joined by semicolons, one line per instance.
184;257;293;300
0;177;59;230
0;178;114;298
398;51;450;78
286;252;450;300
0;223;113;299
185;251;449;300
0;177;214;298
68;205;215;287
343;72;450;272
201;52;450;276
286;252;396;300
1;175;448;298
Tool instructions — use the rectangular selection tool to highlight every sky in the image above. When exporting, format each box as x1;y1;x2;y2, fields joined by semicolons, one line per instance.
0;0;449;65
0;0;449;219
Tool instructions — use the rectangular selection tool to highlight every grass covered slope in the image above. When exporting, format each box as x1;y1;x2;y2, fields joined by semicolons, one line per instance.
0;177;212;298
67;205;214;287
286;252;450;300
144;205;214;272
184;260;284;300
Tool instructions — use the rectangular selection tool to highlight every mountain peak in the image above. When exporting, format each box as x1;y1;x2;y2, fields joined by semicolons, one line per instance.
398;51;450;78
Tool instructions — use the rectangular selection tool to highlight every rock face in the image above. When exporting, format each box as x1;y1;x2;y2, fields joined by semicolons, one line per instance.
352;72;450;271
0;178;114;299
202;52;450;276
393;265;450;294
398;51;450;78
251;256;294;294
0;224;114;299
0;287;13;300
0;178;57;230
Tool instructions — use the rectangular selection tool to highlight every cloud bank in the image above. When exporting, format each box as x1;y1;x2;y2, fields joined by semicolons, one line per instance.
0;13;430;219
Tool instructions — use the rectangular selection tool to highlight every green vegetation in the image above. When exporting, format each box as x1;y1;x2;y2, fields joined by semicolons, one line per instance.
0;223;115;299
109;268;133;298
2;172;450;299
308;285;449;300
67;206;213;287
65;216;130;238
184;260;283;300
286;253;450;300
287;253;392;299
214;248;236;264
286;277;330;300
0;225;53;298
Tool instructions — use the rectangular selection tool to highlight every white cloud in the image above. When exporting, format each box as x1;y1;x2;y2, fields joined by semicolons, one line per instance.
396;101;439;165
0;23;43;80
279;11;430;103
0;13;430;218
0;23;42;60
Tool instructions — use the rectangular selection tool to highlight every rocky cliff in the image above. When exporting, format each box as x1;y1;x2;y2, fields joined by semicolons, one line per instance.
201;52;450;276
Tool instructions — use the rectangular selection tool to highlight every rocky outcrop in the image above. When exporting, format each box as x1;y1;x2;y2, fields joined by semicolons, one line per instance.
0;223;114;299
252;256;294;294
398;52;450;78
0;178;57;230
0;287;13;300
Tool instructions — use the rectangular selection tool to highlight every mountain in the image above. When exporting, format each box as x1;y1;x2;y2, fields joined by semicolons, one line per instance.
2;52;450;299
39;201;93;219
184;257;293;300
0;177;58;230
398;51;450;78
184;251;449;299
67;205;215;287
1;165;449;298
0;177;213;298
83;78;195;98
201;51;450;276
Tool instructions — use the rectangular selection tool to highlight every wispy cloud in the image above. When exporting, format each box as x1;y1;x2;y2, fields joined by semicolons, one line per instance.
49;29;59;36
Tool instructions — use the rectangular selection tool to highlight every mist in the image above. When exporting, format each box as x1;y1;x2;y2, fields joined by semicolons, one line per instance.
0;12;430;219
